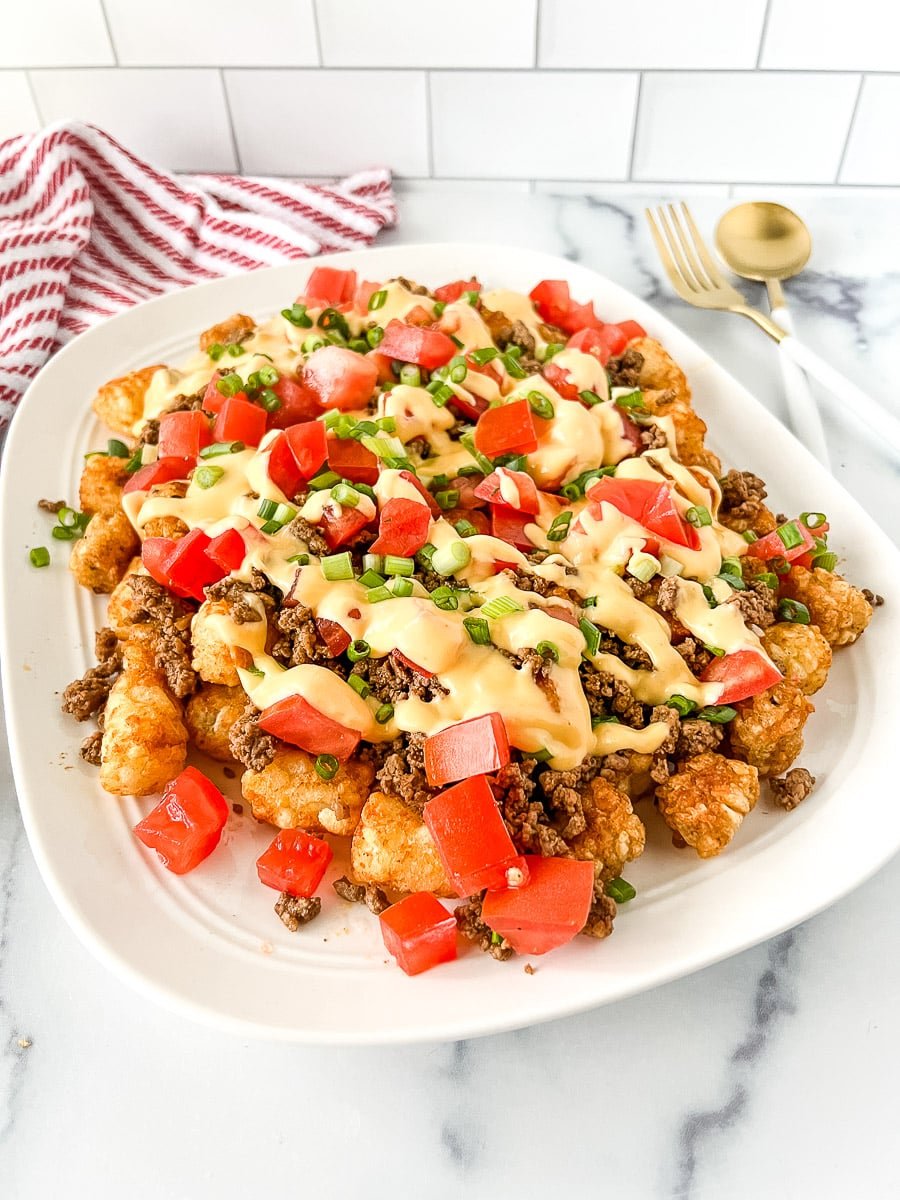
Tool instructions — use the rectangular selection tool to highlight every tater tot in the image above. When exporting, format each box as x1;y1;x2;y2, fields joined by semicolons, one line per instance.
657;753;760;858
350;790;454;898
728;681;814;777
762;622;832;695
779;566;873;647
567;778;646;882
69;509;140;594
242;748;374;836
79;453;131;515
191;601;240;685
184;684;246;761
92;365;164;434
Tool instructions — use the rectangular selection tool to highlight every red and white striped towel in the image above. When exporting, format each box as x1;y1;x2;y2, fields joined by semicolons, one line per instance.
0;121;397;434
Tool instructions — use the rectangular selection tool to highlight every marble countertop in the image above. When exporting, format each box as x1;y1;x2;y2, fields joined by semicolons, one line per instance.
3;189;899;1199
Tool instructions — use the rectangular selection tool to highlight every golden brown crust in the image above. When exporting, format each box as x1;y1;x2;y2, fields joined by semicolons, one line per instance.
199;313;255;353
568;778;646;882
92;365;164;435
779;566;873;647
106;558;145;637
191;600;240;685
350;790;454;898
242;748;373;836
762;622;832;695
728;681;814;777
69;509;139;594
79;454;131;515
184;683;246;761
657;752;760;858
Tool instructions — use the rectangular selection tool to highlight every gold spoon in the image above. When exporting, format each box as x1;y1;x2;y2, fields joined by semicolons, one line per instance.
715;201;829;466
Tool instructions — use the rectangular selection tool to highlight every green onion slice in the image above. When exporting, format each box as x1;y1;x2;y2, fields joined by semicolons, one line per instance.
454;518;478;538
282;303;313;328
434;489;459;511
481;595;522;620
800;511;827;529
375;703;394;724
536;641;559;663
463;616;492;645
348;674;370;699
367;585;393;604
106;438;129;458
605;878;636;904
332;482;360;509
391;577;414;597
696;705;738;723
200;440;244;459
347;639;370;662
29;546;50;567
449;356;468;384
666;695;697;717
321;552;354;582
358;568;386;589
315;754;340;781
579;617;601;657
431;540;472;576
368;289;388;311
216;372;244;397
547;511;573;542
778;598;811;624
471;347;499;366
399;364;422;387
308;470;342;491
776;520;804;550
384;555;414;577
685;505;712;528
430;585;459;611
527;391;555;420
195;465;224;489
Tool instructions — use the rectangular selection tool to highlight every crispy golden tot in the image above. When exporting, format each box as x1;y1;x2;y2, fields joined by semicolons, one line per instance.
92;365;164;435
106;558;145;637
99;631;188;796
729;681;814;777
199;313;255;353
632;336;690;403
351;790;454;898
191;600;240;685
657;753;760;858
185;683;245;761
79;453;131;514
762;622;832;695
631;337;721;471
243;748;373;836
779;566;873;647
568;778;646;882
69;509;139;594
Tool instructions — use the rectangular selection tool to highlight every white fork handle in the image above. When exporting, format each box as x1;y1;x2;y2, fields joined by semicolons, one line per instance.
769;306;831;467
779;328;900;458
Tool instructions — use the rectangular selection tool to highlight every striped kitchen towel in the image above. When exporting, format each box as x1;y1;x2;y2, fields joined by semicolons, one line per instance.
0;121;397;434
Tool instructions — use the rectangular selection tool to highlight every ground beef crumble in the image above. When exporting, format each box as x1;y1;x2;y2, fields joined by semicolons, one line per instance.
229;704;277;772
80;730;103;765
332;875;390;915
862;589;884;608
580;662;645;728
275;893;321;930
361;653;447;705
606;348;643;390
539;759;601;839
61;626;122;721
770;767;816;810
674;637;713;675
494;759;568;857
205;572;271;624
38;498;66;513
288;513;330;557
676;718;724;758
375;733;432;814
502;567;581;606
127;575;197;698
455;893;514;961
728;579;778;630
582;889;617;939
640;423;669;451
270;603;347;670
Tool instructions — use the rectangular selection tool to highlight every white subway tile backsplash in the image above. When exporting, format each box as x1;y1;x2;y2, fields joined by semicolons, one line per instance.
539;0;767;70
431;71;638;180
0;0;113;68
103;0;318;66
225;70;429;176
30;70;237;171
840;76;900;184
396;179;533;193
633;72;859;183
317;0;536;68
534;181;731;196
0;73;41;140
761;0;900;71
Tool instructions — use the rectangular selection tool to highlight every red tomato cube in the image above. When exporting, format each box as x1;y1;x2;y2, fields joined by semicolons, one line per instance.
205;528;246;574
123;456;194;495
751;520;817;563
303;266;357;307
473;468;540;515
423;773;525;898
133;766;229;875
268;377;320;429
163;527;226;602
379;892;458;976
369;497;432;556
473;400;539;459
423;714;510;787
490;504;535;551
213;395;267;446
258;694;361;759
315;618;352;657
326;435;379;485
158;409;212;460
378;319;457;370
701;650;783;704
433;278;481;304
541;361;580;400
303;345;378;412
267;421;328;499
256;829;333;897
319;504;372;550
481;856;595;955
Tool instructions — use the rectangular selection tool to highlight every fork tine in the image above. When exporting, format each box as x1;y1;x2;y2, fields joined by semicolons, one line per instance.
655;205;704;292
679;202;727;287
645;208;694;300
665;204;711;291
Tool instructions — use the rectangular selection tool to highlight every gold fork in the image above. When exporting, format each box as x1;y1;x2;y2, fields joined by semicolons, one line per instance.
645;202;785;342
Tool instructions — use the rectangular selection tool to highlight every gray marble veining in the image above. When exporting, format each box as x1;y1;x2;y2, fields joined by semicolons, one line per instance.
2;190;899;1199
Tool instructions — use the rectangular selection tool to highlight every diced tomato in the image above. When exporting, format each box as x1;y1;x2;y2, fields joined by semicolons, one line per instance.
133;766;228;875
616;319;646;343
543;604;579;627
398;469;441;516
751;520;817;564
491;504;534;551
367;350;396;385
326;435;379;485
701;650;783;705
164;527;227;602
258;694;361;759
443;507;490;534
619;413;644;455
529;280;573;330
466;353;503;388
433;278;482;304
587;476;699;551
481;856;595;956
267;421;328;499
124;456;194;495
424;773;525;897
369;497;432;556
473;468;540;515
205;528;245;574
213;394;267;447
447;388;489;423
379;892;457;976
566;324;630;365
202;372;227;414
541;361;579;400
404;304;434;327
140;537;187;596
393;649;433;677
256;829;333;897
319;503;372;550
378;319;457;370
424;714;510;787
354;279;381;315
474;400;539;459
303;345;378;412
315;618;351;658
157;409;212;461
447;474;486;511
268;376;320;429
302;266;357;307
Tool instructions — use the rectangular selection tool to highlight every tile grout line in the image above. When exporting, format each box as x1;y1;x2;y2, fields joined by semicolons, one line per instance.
310;0;324;66
219;70;243;173
834;74;866;184
533;0;542;69
755;0;774;69
626;72;643;182
23;71;44;125
425;71;435;178
97;0;119;66
3;65;883;76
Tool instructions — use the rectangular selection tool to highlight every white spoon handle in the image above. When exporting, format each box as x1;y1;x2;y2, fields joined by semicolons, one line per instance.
769;305;830;467
778;330;900;458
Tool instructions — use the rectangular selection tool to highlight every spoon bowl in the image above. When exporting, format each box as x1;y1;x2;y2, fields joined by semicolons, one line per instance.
715;201;812;282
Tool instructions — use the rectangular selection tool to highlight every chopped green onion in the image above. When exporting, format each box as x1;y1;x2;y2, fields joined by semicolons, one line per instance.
430;585;459;611
426;381;454;407
321;552;354;581
471;347;499;366
362;553;384;575
721;555;743;577
258;389;282;413
416;543;436;570
755;572;778;589
494;453;527;471
685;505;712;528
315;754;339;781
308;470;342;491
332;482;360;509
344;642;370;667
703;643;725;657
561;482;582;502
332;414;357;439
200;440;245;459
282;303;313;328
536;641;559;663
57;506;79;528
384;555;414;577
449;334;464;349
459;432;493;476
449;355;468;384
227;342;246;358
613;390;645;411
667;695;697;717
501;351;527;379
582;596;598;607
742;530;759;543
383;456;414;471
432;301;446;317
701;584;718;608
258;501;296;529
360;433;407;461
348;674;370;699
257;498;278;520
375;702;394;724
358;568;386;589
317;307;351;339
216;372;244;397
367;585;393;604
431;540;472;576
482;594;523;620
243;664;265;678
124;448;144;474
301;334;328;354
579;618;601;657
207;342;226;361
776;520;804;551
627;551;661;582
800;511;827;529
106;438;129;458
399;364;422;387
454;518;478;538
527;391;555;420
29;546;50;567
349;337;369;354
286;552;310;565
542;342;565;361
434;489;459;510
52;526;75;540
390;577;414;597
579;389;602;407
368;289;388;311
547;511;573;542
463;616;492;645
195;465;224;489
247;365;279;389
353;481;376;501
605;878;636;904
375;416;397;434
529;748;553;763
592;714;620;727
696;705;738;724
462;290;479;306
366;325;384;348
456;464;482;477
811;550;838;572
778;598;811;624
771;555;791;575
